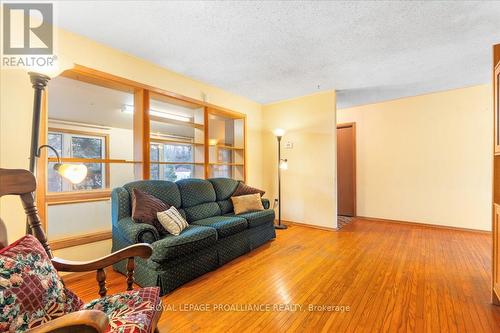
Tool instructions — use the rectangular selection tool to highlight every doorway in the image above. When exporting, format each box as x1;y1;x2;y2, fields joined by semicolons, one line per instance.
337;123;356;217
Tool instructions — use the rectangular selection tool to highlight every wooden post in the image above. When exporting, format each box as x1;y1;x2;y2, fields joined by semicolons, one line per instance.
134;89;150;180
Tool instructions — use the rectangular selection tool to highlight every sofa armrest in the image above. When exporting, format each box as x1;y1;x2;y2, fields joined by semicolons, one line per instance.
115;217;160;244
261;198;270;210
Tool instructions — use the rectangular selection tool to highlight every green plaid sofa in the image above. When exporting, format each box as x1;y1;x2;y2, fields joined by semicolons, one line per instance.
111;178;276;295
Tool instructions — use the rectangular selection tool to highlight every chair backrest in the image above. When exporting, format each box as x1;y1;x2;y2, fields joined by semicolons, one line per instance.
0;168;53;257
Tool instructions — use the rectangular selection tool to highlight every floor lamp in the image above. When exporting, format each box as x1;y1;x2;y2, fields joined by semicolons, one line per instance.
27;72;87;234
274;128;288;229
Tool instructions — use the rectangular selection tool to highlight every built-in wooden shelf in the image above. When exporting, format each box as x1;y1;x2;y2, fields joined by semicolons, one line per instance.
209;162;244;167
150;137;204;146
150;115;204;129
150;161;204;165
48;157;139;164
214;144;244;150
46;189;112;205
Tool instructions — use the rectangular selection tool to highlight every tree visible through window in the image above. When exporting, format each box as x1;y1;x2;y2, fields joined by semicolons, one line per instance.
47;130;106;192
71;136;103;190
150;142;194;181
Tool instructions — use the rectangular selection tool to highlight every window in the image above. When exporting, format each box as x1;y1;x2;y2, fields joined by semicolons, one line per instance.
48;129;108;192
150;142;194;181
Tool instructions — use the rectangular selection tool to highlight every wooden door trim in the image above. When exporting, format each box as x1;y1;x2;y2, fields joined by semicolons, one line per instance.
337;122;357;217
493;43;500;305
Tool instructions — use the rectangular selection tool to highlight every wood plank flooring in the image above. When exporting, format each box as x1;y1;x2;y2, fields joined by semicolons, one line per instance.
64;219;500;332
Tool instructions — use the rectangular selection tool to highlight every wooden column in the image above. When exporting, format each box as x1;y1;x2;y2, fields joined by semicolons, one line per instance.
204;107;209;179
134;89;150;180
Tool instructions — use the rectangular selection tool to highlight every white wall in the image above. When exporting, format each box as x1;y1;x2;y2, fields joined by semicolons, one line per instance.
262;91;338;229
337;85;492;231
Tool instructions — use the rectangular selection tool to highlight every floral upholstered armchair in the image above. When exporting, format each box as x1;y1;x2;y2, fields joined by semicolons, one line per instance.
0;168;162;333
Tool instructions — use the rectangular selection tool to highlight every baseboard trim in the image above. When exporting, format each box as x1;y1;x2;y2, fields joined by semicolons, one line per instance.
278;219;338;232
357;216;491;234
50;231;112;250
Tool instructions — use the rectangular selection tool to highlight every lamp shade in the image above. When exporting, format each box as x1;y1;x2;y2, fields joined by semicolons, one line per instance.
54;163;88;184
273;128;286;137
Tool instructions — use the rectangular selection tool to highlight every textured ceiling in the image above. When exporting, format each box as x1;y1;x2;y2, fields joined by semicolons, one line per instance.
55;1;500;108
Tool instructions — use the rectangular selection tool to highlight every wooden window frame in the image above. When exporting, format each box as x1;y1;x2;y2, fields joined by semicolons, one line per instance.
149;139;199;181
46;127;110;197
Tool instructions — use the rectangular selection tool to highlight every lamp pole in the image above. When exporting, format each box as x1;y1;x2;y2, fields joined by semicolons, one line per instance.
27;72;50;235
276;134;287;229
28;72;50;174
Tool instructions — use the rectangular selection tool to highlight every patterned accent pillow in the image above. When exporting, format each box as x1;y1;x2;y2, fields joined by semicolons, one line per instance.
231;193;265;215
132;188;169;234
232;182;266;197
157;207;189;236
0;235;84;332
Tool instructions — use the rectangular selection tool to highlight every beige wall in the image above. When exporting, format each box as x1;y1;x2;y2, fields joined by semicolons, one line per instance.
0;28;263;258
262;91;338;229
337;85;492;231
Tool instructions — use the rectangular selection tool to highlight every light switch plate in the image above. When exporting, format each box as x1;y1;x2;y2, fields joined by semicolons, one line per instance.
284;141;293;149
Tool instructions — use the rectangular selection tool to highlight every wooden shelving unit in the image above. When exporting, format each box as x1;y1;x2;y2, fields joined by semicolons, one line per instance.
206;108;246;181
37;64;249;250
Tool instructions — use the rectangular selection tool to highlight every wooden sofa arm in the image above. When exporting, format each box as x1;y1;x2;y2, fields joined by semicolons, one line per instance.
28;310;109;333
52;243;153;272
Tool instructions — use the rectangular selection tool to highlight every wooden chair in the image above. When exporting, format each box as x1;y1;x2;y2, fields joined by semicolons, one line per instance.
0;168;162;333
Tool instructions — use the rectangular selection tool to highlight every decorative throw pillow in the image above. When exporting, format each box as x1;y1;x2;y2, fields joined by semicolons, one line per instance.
157;206;189;236
131;188;169;234
0;235;84;332
231;193;265;215
232;182;266;197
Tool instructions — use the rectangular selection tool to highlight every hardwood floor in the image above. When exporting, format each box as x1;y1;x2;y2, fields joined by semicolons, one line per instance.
64;219;500;332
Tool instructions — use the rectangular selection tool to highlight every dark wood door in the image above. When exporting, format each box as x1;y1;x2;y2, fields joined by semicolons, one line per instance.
337;124;356;217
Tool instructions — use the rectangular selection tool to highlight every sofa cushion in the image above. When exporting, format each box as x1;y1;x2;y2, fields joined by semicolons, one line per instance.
177;179;216;208
0;235;84;332
232;182;265;197
233;209;275;228
150;225;217;262
192;216;248;238
131;189;169;234
184;202;221;222
157;206;189;236
231;193;264;215
124;180;181;208
217;199;234;215
208;178;239;200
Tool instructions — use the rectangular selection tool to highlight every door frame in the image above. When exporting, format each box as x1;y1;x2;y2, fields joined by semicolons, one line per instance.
337;122;357;217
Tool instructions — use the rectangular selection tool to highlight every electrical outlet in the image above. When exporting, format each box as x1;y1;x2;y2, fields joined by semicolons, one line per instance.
284;141;293;149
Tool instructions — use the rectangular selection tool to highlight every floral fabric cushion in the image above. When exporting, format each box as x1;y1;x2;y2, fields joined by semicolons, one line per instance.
84;287;161;333
0;235;83;332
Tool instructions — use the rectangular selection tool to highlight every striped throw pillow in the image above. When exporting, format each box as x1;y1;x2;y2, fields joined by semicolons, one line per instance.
157;206;189;236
